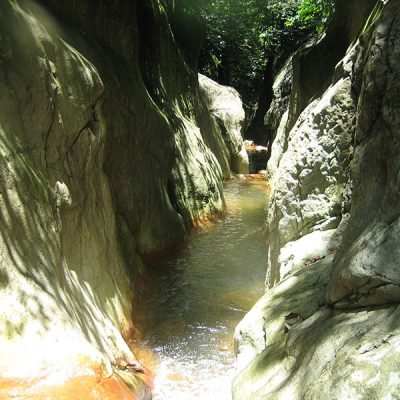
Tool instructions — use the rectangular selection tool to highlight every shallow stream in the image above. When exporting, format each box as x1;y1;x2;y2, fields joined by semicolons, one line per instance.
135;177;268;399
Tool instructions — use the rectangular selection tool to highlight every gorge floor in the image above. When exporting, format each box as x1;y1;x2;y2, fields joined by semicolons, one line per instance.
134;177;269;400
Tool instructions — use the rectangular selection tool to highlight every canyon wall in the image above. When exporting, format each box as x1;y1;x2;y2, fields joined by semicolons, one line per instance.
234;1;400;399
0;0;245;398
265;0;376;288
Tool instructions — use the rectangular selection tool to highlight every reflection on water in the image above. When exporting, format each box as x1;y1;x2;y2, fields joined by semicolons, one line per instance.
135;178;269;400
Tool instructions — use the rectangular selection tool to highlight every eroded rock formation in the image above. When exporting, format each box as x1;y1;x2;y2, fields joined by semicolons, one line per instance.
199;74;249;177
234;1;400;399
0;0;245;397
327;3;400;306
265;52;355;286
0;1;144;395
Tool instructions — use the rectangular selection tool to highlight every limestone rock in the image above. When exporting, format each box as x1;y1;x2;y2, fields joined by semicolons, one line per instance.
277;217;348;281
264;55;293;178
327;1;400;307
287;0;377;129
266;52;356;287
0;0;231;396
233;3;400;399
40;0;227;257
199;73;249;177
0;0;138;390
235;256;333;375
233;257;400;400
267;111;289;178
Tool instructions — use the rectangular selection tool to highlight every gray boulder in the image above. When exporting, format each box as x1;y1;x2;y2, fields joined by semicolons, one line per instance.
199;74;249;177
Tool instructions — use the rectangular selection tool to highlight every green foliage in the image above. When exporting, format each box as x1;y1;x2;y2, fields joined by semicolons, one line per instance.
287;0;335;33
196;0;334;104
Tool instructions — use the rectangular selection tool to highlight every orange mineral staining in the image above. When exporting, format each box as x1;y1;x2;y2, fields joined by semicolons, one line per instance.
0;371;149;400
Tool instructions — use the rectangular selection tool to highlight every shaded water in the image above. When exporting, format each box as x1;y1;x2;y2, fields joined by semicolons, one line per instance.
135;178;268;399
247;149;268;174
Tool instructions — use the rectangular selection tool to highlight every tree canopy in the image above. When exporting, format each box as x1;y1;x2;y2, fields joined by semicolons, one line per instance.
196;0;334;105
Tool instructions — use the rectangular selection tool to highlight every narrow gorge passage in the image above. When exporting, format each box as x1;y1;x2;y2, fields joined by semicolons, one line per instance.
134;177;269;400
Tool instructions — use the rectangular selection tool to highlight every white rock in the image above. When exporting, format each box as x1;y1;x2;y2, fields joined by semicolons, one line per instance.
199;74;249;175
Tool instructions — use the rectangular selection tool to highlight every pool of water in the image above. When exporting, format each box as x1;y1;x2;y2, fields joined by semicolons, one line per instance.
134;177;269;400
247;149;268;173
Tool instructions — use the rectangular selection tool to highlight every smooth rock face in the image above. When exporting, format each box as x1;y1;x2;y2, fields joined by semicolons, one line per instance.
277;222;347;281
39;0;226;257
235;256;334;374
199;74;249;177
0;0;138;390
234;2;400;399
0;0;234;397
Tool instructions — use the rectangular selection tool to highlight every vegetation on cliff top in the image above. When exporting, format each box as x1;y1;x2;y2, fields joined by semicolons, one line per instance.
175;0;334;105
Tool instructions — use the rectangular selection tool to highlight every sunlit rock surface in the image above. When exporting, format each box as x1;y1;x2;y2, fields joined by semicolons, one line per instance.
39;0;227;257
0;0;147;396
264;0;377;287
265;0;378;288
199;74;249;177
0;0;234;397
234;2;400;399
234;257;400;400
265;49;355;287
327;2;400;307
